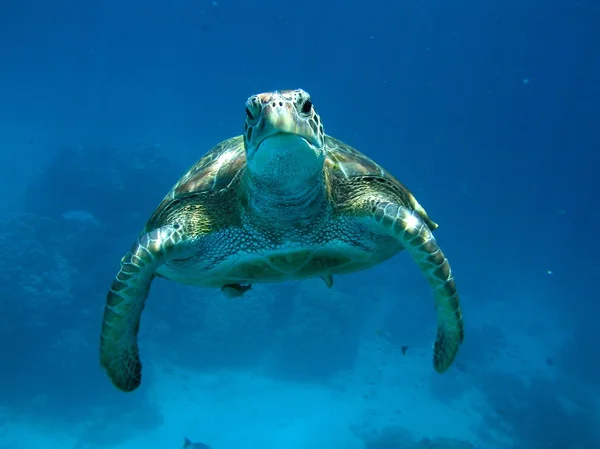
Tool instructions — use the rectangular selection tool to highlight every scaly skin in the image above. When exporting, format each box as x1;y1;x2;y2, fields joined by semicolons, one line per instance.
100;225;185;391
370;202;464;372
99;89;464;392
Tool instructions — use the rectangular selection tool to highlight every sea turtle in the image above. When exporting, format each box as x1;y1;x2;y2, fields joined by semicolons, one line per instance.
100;89;464;392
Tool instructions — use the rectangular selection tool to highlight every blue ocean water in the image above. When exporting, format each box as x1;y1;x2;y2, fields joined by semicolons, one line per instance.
0;0;598;448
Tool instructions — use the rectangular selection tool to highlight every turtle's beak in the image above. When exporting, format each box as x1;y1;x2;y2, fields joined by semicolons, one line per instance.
247;101;323;156
243;90;326;192
245;102;324;180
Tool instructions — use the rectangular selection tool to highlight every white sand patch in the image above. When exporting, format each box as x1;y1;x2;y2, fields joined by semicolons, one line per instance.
0;339;485;449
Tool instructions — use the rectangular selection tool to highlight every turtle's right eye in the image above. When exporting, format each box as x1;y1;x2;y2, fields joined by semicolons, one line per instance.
300;99;313;115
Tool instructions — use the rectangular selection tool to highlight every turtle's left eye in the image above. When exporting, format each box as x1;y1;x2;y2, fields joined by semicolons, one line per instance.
300;99;312;115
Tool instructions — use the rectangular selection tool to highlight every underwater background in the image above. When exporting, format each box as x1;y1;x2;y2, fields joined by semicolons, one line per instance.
0;0;598;448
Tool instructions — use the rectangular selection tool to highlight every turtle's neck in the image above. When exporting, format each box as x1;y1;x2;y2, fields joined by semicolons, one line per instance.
241;169;328;229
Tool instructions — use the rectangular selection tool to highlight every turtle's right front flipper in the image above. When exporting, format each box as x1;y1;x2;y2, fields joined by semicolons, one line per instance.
100;225;184;392
372;202;464;373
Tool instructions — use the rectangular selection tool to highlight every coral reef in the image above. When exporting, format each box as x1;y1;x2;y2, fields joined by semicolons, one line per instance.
353;424;476;449
0;214;76;344
25;143;180;234
474;371;598;449
0;144;174;437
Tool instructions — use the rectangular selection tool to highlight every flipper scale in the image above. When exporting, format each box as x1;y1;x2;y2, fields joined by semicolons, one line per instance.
100;225;184;392
374;202;464;372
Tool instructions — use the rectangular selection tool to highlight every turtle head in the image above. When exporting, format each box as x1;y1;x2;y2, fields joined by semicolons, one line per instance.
243;89;325;193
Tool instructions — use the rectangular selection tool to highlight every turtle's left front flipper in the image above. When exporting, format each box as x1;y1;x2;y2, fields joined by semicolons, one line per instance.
373;202;464;372
100;225;185;392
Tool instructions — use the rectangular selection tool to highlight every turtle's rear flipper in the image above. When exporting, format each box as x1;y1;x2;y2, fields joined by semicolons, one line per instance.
374;202;464;372
221;283;252;298
100;225;183;392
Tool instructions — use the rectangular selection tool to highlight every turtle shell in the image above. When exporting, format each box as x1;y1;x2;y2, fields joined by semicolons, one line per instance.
150;135;245;210
173;135;246;194
148;134;437;232
324;135;438;231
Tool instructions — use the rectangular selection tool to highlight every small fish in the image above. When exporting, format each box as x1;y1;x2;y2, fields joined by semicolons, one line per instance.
376;330;409;356
183;437;212;449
